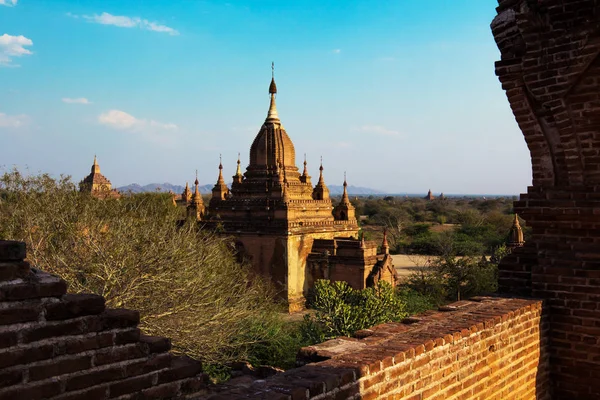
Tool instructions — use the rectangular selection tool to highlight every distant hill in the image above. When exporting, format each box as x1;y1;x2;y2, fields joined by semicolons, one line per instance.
117;183;385;196
117;183;213;194
329;185;386;195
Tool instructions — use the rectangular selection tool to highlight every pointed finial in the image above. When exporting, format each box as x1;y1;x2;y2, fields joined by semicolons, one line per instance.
235;152;242;176
513;213;521;227
269;62;277;95
341;172;350;202
319;156;323;172
382;228;390;254
219;154;223;170
91;154;100;173
195;169;199;186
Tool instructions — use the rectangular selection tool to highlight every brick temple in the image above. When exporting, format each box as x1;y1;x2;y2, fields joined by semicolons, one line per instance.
178;69;398;311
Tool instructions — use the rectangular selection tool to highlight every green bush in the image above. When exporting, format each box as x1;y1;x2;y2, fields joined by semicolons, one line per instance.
302;280;407;339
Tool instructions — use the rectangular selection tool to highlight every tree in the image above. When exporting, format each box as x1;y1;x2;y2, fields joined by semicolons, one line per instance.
0;169;283;366
430;256;497;301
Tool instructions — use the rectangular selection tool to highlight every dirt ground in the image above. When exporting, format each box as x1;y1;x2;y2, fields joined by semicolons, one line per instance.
392;254;433;277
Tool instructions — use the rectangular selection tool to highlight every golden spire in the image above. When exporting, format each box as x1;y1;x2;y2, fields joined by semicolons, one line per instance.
303;154;308;176
266;62;280;123
235;153;242;176
182;181;192;202
91;155;100;174
382;228;390;255
513;213;521;227
194;170;200;198
318;156;325;184
216;154;226;184
508;213;524;248
341;171;350;203
360;231;366;249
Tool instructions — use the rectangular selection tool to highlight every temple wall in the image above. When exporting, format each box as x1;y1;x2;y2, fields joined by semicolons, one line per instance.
492;0;600;397
287;231;345;312
207;297;550;400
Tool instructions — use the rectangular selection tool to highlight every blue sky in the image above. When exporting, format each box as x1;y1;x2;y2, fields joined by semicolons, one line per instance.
0;0;530;195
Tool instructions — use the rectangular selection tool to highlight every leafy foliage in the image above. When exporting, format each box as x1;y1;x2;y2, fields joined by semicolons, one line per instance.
0;169;284;367
302;280;407;339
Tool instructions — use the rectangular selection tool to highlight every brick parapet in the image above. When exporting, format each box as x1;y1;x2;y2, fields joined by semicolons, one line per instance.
204;296;550;400
0;240;207;400
493;0;600;397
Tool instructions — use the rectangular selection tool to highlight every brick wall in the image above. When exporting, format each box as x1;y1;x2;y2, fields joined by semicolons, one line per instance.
492;0;600;398
0;240;207;400
207;297;550;399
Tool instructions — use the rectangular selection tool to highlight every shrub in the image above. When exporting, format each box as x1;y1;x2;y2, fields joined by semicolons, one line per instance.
302;280;407;339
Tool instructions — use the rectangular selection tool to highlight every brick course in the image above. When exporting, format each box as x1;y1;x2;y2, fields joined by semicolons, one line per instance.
0;240;208;400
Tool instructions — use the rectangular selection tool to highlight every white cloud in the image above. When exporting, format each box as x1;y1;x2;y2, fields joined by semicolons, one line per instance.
0;0;17;7
0;112;29;128
0;34;33;67
62;97;91;105
332;49;341;54
336;141;352;148
98;110;177;144
77;12;179;35
357;125;401;136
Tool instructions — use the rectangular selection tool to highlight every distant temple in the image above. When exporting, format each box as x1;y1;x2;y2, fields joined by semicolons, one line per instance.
507;213;525;248
424;189;435;201
180;67;397;311
79;156;120;199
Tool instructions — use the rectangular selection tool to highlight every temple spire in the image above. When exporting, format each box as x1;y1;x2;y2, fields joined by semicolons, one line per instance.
303;154;308;176
508;213;525;248
312;156;330;201
266;62;280;123
182;181;192;203
217;154;225;184
91;155;100;174
382;228;390;255
341;171;350;203
318;156;325;184
236;153;242;176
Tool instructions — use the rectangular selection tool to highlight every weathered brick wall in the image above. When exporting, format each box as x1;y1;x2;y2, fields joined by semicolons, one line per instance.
0;240;207;400
492;0;600;398
206;297;550;399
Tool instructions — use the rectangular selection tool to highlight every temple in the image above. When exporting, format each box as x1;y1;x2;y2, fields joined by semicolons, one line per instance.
195;67;397;311
507;213;524;249
79;156;120;199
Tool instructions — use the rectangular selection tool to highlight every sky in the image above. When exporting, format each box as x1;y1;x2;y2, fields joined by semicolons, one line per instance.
0;0;531;195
